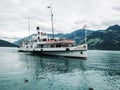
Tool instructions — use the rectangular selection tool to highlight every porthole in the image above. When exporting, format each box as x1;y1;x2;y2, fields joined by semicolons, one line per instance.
80;51;83;54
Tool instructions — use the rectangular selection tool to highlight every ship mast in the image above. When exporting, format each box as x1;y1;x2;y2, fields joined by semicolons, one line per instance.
85;26;87;44
28;19;31;42
83;24;87;44
48;3;54;39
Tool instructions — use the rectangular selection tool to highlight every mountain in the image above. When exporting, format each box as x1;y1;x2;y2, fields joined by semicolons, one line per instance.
88;24;120;50
106;24;120;31
48;33;67;38
14;34;36;46
65;29;93;44
0;39;17;47
14;24;120;50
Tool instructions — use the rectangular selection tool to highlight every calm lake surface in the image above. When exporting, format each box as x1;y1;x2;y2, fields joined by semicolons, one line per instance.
0;47;120;90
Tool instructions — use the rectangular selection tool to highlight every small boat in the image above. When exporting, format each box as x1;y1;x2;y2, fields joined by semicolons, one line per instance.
18;4;87;59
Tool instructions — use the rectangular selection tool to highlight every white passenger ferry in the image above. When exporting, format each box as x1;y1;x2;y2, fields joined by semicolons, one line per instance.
19;26;87;59
18;3;87;59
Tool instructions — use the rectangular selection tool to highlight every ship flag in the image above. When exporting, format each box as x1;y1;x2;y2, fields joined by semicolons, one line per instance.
82;24;87;29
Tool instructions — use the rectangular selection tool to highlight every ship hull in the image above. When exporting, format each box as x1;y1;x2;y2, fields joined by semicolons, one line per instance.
18;47;87;59
32;50;87;59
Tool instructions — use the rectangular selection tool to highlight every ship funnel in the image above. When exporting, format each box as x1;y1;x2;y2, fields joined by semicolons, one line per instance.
36;27;40;30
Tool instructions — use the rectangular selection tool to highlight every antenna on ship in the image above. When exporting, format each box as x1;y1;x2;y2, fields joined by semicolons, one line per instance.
47;3;54;39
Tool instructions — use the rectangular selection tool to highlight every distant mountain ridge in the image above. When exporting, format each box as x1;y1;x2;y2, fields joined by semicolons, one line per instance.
0;39;17;47
14;24;120;50
88;24;120;50
106;24;120;31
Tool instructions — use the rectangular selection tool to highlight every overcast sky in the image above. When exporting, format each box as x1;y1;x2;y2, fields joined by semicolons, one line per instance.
0;0;120;42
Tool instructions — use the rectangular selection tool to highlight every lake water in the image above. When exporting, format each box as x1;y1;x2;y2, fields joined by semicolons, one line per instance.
0;47;120;90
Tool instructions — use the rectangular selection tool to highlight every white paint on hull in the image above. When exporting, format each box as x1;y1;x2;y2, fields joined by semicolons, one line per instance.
41;50;87;58
18;46;87;59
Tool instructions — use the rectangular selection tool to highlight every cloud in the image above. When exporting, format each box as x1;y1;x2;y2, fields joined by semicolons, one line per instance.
113;7;120;11
0;0;120;42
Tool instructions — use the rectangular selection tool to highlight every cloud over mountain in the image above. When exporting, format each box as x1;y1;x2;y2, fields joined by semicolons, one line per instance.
0;0;120;42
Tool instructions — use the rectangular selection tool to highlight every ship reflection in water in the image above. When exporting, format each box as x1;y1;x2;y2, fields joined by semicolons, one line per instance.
19;53;88;90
